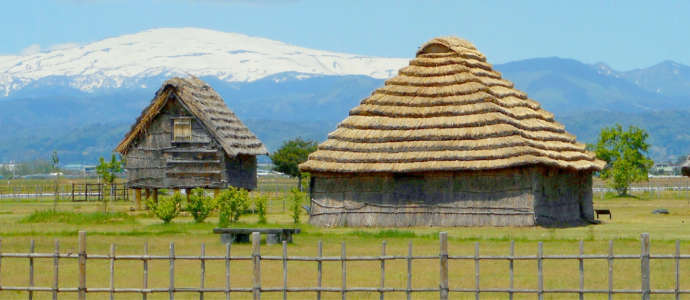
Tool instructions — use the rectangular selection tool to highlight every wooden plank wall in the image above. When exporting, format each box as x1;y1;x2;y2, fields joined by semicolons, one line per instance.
309;167;594;227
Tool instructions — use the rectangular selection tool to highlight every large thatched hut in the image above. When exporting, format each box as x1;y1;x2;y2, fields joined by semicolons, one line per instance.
299;37;605;227
115;77;267;208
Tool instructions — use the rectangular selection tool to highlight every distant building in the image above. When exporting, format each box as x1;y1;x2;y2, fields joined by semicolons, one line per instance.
650;162;680;176
300;37;604;227
0;163;16;171
115;77;267;207
62;164;97;173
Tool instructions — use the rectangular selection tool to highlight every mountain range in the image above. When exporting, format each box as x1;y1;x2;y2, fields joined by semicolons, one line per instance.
1;28;689;164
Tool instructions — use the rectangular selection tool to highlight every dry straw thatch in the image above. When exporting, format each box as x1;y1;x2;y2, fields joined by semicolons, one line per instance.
300;37;605;173
115;77;267;156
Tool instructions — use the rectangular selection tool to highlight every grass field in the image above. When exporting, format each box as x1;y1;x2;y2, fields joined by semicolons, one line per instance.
1;177;690;299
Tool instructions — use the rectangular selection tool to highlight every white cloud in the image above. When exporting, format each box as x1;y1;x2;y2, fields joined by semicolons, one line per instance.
20;44;42;56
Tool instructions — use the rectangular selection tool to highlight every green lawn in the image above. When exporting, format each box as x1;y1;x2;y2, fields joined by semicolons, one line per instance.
0;183;689;299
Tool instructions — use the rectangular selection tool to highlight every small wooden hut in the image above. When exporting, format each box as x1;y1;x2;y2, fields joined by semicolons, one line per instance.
299;37;605;227
115;77;267;208
682;156;690;177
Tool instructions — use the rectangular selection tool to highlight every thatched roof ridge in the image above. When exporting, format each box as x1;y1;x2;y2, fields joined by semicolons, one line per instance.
115;77;268;156
300;37;604;173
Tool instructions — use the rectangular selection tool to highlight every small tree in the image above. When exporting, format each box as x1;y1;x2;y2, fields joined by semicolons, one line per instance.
96;154;123;212
252;193;268;224
217;187;249;227
51;151;59;211
594;124;653;196
186;188;215;223
269;138;317;190
148;192;183;224
289;188;305;225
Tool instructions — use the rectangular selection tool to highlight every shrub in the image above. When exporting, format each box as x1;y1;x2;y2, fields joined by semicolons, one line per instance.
217;187;249;227
186;188;215;223
289;187;305;225
148;192;183;224
252;192;268;224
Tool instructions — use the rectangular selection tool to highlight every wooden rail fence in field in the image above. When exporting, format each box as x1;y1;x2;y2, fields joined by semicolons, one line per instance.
70;183;129;202
0;183;129;201
0;232;688;300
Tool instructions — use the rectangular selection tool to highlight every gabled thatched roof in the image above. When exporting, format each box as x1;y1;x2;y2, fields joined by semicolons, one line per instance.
300;37;605;173
115;77;267;156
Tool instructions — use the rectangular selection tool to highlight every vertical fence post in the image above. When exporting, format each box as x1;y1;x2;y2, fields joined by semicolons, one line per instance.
53;240;59;300
169;242;175;300
407;241;412;300
579;240;584;300
78;231;87;300
474;242;480;300
0;238;2;288
341;242;347;300
72;183;75;202
608;240;614;300
252;232;261;300
641;233;650;300
200;243;206;300
675;240;680;300
29;239;35;300
439;232;448;300
380;241;386;300
109;244;115;300
225;242;231;300
537;242;543;300
282;241;288;300
143;241;149;300
509;240;514;300
317;240;323;300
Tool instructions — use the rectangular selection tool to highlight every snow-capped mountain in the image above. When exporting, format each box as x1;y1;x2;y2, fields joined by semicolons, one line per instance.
0;27;408;96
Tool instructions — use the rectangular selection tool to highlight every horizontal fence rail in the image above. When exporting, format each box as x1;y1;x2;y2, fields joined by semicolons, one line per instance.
0;232;687;300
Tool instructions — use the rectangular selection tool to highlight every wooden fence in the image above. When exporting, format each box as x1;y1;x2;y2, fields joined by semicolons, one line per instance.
70;183;129;202
0;232;688;300
0;183;129;201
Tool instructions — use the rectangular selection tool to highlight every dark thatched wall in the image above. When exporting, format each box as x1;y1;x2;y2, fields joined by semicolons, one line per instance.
308;167;593;227
123;94;257;190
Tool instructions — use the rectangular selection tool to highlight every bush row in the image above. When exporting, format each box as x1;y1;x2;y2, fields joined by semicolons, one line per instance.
147;187;306;225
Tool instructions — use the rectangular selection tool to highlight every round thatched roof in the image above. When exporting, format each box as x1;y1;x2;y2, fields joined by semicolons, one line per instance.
299;37;605;174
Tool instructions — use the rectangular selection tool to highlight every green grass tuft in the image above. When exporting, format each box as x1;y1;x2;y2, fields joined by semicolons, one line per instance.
20;210;136;225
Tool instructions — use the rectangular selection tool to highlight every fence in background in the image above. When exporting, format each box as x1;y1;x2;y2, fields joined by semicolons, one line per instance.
70;183;129;202
0;232;687;300
0;183;129;201
0;183;71;200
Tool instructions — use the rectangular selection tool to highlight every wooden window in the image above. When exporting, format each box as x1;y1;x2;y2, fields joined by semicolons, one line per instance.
173;118;192;142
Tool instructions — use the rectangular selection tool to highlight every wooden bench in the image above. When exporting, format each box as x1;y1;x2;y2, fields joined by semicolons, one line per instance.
595;209;611;220
213;228;301;245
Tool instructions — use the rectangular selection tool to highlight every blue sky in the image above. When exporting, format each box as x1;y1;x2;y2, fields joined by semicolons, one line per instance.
2;0;689;70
